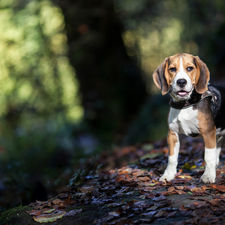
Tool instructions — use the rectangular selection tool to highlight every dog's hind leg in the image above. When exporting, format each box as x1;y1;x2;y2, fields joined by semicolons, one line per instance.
216;136;223;166
201;127;217;183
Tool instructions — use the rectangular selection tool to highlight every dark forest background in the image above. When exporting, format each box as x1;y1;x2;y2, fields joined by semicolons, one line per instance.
1;0;225;211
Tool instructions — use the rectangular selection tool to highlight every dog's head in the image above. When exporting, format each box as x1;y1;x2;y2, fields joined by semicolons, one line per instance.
152;53;210;101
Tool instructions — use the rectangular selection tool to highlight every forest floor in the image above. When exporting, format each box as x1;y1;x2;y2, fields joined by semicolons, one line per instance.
1;135;225;225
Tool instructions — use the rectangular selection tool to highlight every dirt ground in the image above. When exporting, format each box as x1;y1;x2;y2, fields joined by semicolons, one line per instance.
2;136;225;225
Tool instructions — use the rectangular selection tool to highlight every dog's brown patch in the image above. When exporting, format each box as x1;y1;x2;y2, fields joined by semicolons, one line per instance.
167;129;179;156
153;58;170;95
194;56;210;94
197;110;216;149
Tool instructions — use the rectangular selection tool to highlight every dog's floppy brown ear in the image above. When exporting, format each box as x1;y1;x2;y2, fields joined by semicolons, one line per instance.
153;58;170;95
194;56;210;94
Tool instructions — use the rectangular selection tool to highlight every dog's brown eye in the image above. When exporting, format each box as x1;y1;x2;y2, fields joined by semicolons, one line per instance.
169;67;176;73
187;67;194;72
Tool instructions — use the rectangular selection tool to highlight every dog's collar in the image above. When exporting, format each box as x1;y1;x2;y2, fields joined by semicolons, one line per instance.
169;89;215;109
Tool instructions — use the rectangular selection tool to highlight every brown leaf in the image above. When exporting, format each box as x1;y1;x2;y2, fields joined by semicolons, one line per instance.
168;187;175;192
52;199;64;205
183;185;196;191
141;187;156;192
201;186;210;191
68;200;76;205
161;191;171;196
175;189;186;195
190;187;204;193
175;186;184;190
179;205;187;212
187;201;207;209
34;205;44;210
58;202;66;208
210;199;221;207
171;178;188;184
137;177;151;182
26;210;43;216
64;197;71;204
213;185;225;192
145;193;155;199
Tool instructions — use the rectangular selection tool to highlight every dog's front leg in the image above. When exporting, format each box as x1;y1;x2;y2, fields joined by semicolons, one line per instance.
216;136;223;166
160;130;179;182
201;128;217;183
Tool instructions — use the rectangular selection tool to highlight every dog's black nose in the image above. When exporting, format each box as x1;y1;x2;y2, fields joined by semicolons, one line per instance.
177;79;187;88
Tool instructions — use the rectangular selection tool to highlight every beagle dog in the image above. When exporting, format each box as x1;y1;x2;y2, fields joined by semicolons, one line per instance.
153;53;225;183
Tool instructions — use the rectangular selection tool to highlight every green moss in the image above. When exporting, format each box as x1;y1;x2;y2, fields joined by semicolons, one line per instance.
77;212;88;218
122;198;135;202
0;205;31;225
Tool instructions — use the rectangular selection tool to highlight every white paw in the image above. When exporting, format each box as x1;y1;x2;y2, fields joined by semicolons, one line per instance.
159;172;176;182
200;172;215;183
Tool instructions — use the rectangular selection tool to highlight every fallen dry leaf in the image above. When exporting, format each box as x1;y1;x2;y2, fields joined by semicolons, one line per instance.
213;185;225;192
33;210;66;223
210;199;221;207
52;199;64;205
26;210;43;216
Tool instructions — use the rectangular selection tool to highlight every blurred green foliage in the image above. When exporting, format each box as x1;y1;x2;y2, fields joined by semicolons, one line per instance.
0;0;87;211
0;0;82;120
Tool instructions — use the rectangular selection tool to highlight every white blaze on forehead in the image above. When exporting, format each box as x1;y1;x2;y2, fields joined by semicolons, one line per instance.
177;56;187;78
179;57;184;73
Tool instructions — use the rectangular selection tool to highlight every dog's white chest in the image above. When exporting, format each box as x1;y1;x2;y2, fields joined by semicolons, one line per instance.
168;107;199;135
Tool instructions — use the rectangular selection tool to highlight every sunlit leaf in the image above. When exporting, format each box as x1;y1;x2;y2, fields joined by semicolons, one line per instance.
42;209;55;214
33;210;66;223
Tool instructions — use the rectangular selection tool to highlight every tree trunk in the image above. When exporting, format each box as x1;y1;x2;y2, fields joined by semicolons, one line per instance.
56;0;148;141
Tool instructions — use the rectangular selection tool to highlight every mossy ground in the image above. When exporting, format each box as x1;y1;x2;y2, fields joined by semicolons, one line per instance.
0;205;32;225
